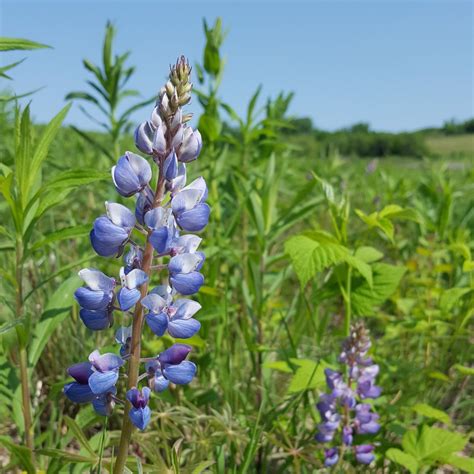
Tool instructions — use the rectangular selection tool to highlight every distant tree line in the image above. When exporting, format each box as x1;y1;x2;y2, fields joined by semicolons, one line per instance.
285;117;473;158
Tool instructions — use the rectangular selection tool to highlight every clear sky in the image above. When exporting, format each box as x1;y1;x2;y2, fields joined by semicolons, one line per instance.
1;0;472;132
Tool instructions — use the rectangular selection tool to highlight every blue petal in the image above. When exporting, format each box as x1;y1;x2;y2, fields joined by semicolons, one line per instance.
64;382;96;403
145;312;168;336
67;362;93;384
159;344;191;365
149;227;170;254
163;361;196;385
74;287;111;310
112;155;141;197
153;373;170;392
129;406;151;431
118;287;141;311
79;309;111;330
88;370;119;394
134;121;154;155
89;351;124;371
176;203;210;232
170;272;204;295
168;318;201;339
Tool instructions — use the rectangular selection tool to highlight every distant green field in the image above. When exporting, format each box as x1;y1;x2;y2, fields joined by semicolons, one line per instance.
425;133;474;156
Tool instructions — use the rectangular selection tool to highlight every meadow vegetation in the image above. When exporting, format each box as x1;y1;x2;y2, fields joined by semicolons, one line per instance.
0;19;472;473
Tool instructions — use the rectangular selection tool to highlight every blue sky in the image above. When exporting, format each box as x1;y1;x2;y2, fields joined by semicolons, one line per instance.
1;1;472;132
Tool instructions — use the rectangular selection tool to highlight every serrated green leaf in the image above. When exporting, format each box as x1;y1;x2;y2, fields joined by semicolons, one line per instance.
412;403;450;425
287;359;329;393
440;287;471;312
443;454;474;473
386;448;418;474
355;246;384;263
417;426;468;462
351;263;406;315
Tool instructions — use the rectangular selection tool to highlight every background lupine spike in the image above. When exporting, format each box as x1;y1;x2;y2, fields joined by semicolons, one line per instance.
316;322;381;467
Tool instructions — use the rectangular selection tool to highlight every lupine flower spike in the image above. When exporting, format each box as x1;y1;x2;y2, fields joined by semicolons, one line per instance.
64;56;207;460
316;323;381;467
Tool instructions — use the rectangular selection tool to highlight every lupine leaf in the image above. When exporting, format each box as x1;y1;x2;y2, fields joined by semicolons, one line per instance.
37;448;97;463
0;436;35;473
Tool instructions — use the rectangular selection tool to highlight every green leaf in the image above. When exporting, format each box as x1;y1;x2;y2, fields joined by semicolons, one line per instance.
263;360;292;373
443;454;474;473
28;275;81;367
355;246;384;263
64;416;98;458
386;448;419;474
452;364;474;376
191;460;215;474
285;231;349;287
287;359;329;393
0;436;35;473
345;254;373;288
36;448;97;463
0;319;24;336
417;426;468;462
412;403;451;425
351;263;406;315
0;37;50;51
29;224;90;252
440;287;471;312
198;113;222;142
26;103;71;199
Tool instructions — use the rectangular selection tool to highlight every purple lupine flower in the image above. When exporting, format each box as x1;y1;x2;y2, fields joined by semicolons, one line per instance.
127;387;151;430
315;323;381;467
90;202;135;257
112;152;152;197
117;267;148;311
176;126;202;163
168;253;204;295
171;177;210;232
65;57;206;431
142;291;201;338
146;343;196;392
324;448;339;467
354;444;375;464
88;350;124;394
74;268;115;330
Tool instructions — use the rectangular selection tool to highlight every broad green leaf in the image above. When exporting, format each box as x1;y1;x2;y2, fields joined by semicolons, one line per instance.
0;37;50;51
287;359;329;393
412;403;450;425
355;246;384;263
263;360;292;373
417;426;468;462
386;448;418;474
29;275;81;367
352;263;406;315
345;254;373;288
285;231;348;287
440;287;471;312
443;454;474;473
29;224;90;252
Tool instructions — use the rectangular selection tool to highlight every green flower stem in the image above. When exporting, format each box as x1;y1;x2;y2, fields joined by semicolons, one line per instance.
15;235;34;455
113;165;165;474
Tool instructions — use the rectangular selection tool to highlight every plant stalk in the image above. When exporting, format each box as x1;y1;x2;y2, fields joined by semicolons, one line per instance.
113;167;165;473
15;236;34;453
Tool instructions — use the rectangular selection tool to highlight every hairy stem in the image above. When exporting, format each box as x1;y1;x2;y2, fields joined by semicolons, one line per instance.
344;266;352;337
113;166;165;473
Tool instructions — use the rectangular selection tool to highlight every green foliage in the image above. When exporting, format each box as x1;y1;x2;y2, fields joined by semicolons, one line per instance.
65;21;154;158
387;425;472;473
